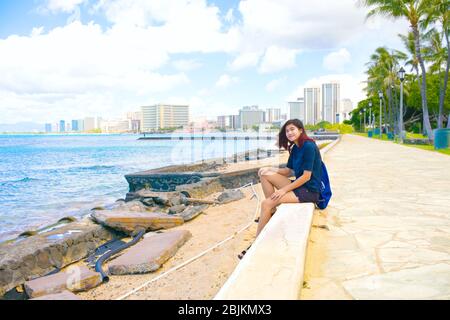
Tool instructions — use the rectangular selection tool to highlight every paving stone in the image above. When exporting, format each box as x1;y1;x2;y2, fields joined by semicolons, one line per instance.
24;266;102;298
378;247;450;265
108;230;191;275
319;250;380;280
342;263;450;299
91;211;184;235
31;290;81;300
354;231;393;249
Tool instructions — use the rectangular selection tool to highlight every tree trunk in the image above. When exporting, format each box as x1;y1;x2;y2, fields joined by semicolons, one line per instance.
442;29;450;129
413;25;433;140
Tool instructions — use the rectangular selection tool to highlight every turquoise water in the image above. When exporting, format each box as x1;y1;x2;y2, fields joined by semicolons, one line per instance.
0;133;276;242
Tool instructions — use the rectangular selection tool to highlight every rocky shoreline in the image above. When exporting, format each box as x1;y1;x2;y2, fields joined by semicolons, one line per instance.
0;146;282;299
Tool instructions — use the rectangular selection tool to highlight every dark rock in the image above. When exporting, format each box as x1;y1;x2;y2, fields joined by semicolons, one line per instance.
217;189;245;204
168;205;186;215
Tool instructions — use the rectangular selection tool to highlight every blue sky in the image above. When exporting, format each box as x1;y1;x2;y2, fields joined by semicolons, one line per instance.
0;0;410;125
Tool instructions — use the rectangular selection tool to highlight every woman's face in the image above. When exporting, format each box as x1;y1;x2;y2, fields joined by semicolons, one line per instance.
285;124;302;142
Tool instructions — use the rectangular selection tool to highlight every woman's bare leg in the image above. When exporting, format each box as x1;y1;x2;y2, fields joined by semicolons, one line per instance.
256;191;299;237
258;168;292;199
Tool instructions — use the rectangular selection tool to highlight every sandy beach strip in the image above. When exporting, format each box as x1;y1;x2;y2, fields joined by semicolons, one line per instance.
77;152;291;300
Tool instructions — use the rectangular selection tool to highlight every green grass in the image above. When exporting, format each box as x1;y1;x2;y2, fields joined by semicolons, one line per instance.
350;132;450;156
352;132;390;141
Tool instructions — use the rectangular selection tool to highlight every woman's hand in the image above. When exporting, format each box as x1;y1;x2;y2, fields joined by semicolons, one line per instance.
270;188;287;201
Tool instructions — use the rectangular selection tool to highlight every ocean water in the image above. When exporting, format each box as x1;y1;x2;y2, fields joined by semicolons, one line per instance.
0;133;277;242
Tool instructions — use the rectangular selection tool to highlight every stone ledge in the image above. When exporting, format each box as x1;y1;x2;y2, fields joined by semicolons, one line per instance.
24;266;102;298
214;203;315;300
108;230;191;275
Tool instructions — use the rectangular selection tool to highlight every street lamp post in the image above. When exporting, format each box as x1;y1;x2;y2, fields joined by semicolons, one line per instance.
360;111;362;132
378;90;383;139
363;108;366;131
398;67;405;143
368;101;373;129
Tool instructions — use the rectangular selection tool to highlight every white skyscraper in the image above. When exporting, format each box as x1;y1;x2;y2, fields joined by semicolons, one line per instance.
238;106;265;130
266;108;281;122
322;82;340;124
141;104;190;131
288;98;305;122
304;87;321;125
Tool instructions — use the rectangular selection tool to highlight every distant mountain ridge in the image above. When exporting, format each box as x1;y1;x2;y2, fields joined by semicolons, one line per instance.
0;122;45;133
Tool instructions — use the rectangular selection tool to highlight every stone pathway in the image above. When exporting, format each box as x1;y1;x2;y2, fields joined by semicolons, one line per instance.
301;134;450;300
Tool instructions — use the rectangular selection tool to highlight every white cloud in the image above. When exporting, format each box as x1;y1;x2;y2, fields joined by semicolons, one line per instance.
258;46;298;74
172;59;202;72
45;0;87;13
215;74;239;88
224;8;234;23
228;52;261;71
323;48;351;72
266;77;286;92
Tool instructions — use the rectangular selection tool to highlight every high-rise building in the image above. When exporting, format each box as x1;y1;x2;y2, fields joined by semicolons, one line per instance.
77;119;85;132
45;124;52;133
141;104;190;131
71;120;79;132
127;112;142;133
288;98;305;122
101;119;132;133
322;82;340;124
217;115;239;130
84;117;95;132
340;99;354;123
304;87;321;125
266;108;281;123
59;120;65;133
239;106;265;130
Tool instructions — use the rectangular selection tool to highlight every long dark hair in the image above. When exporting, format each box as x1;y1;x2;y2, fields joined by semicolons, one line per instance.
278;119;315;153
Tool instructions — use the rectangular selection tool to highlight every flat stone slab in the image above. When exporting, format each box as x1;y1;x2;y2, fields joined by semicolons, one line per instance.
342;263;450;300
31;290;82;300
108;230;191;275
91;211;184;235
24;266;102;298
177;205;209;222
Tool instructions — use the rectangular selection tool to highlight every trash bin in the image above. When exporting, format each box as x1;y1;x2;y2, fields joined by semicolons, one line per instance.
374;128;380;135
387;132;394;140
368;130;373;138
434;128;450;149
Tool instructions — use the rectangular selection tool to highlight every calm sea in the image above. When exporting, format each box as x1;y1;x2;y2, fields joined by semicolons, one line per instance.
0;133;277;242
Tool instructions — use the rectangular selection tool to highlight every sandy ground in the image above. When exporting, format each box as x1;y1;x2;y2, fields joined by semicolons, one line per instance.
77;151;291;300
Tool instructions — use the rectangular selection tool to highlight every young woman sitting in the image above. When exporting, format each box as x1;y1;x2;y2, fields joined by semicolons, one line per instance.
238;119;322;259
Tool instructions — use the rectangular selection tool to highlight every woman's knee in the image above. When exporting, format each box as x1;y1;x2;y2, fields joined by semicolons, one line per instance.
261;198;275;210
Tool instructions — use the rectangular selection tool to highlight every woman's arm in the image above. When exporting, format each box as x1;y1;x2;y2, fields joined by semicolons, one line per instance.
270;170;312;201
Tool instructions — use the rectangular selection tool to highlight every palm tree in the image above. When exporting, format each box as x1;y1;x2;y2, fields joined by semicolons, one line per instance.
423;28;448;128
424;0;450;128
365;47;406;134
359;0;434;139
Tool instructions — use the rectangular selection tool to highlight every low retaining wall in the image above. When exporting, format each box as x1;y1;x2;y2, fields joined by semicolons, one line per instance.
214;135;341;300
